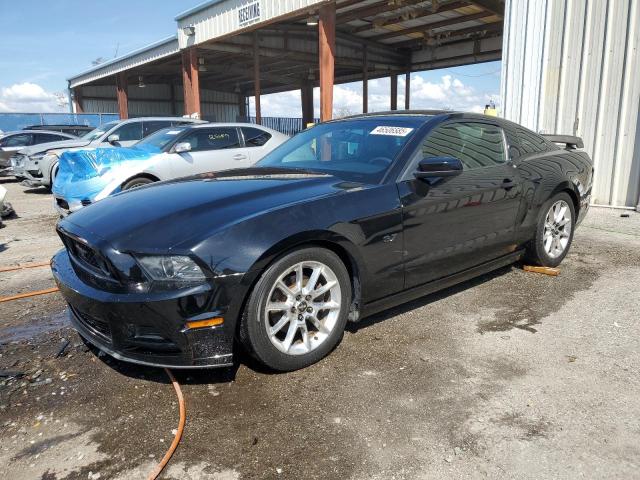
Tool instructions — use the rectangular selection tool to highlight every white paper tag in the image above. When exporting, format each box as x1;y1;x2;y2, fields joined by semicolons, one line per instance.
166;130;181;135
370;126;414;137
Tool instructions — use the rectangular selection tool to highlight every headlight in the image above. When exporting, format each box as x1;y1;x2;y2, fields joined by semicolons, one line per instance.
136;255;206;282
30;153;46;162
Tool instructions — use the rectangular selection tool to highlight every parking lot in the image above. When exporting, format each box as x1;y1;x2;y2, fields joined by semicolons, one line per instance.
0;178;638;479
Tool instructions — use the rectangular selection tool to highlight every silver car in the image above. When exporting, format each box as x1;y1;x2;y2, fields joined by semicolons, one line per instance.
13;117;204;188
0;130;76;176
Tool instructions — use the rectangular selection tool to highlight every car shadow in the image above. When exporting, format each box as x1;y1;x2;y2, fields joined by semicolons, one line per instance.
22;187;51;195
82;264;516;384
81;336;242;385
346;264;514;333
0;177;20;185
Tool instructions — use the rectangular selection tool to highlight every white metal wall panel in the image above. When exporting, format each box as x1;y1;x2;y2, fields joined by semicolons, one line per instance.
591;0;631;204
575;0;607;159
555;0;586;136
502;0;640;207
69;36;180;88
611;0;640;206
537;0;566;133
177;0;327;48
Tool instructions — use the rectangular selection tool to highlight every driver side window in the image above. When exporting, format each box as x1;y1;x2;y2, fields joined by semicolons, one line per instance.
422;122;506;170
111;122;143;142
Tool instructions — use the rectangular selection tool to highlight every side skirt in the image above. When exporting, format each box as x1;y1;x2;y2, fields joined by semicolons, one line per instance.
361;250;524;318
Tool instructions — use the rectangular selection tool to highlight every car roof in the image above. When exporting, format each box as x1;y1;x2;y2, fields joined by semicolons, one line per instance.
333;110;523;129
3;130;76;136
24;124;92;129
186;122;285;134
117;117;206;124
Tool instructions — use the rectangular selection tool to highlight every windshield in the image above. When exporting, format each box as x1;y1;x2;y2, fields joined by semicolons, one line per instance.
81;121;119;141
136;126;188;151
255;119;420;184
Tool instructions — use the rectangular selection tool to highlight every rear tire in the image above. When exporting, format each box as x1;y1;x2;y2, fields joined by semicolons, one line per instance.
239;247;351;372
526;192;576;267
122;176;155;190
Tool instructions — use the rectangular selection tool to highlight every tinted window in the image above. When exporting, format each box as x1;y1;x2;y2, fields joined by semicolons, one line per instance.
112;122;143;142
2;134;32;147
516;127;549;154
143;120;172;137
242;127;272;147
180;128;241;152
422;122;506;170
257;119;419;184
136;127;188;151
33;133;65;144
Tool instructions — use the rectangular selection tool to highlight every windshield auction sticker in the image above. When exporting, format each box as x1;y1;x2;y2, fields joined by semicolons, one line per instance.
370;126;414;137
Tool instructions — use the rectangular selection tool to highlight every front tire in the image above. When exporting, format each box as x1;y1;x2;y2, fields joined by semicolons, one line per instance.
526;192;576;267
122;176;155;190
240;247;351;372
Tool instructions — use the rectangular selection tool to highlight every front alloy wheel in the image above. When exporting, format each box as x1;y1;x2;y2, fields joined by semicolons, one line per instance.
265;261;342;355
240;248;351;371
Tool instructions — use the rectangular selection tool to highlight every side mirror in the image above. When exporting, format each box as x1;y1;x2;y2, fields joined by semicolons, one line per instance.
173;142;192;153
107;134;120;144
414;156;463;179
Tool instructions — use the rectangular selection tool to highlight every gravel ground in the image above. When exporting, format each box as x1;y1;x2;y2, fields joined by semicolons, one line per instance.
1;178;639;480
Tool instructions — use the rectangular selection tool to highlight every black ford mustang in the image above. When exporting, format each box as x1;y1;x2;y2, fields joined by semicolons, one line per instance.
52;112;593;371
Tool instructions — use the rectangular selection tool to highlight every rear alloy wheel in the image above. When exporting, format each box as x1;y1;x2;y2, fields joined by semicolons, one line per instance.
527;192;576;267
122;176;155;190
240;248;351;371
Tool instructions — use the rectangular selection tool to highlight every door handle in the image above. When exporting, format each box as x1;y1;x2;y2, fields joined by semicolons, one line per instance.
501;178;516;190
233;154;247;160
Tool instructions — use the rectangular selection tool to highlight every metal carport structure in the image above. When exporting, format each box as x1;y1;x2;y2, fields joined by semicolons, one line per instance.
67;0;504;124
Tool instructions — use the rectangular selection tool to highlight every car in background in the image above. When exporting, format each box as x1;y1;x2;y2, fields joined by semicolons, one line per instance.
24;124;95;137
52;123;288;215
51;111;592;371
0;130;77;176
12;117;203;188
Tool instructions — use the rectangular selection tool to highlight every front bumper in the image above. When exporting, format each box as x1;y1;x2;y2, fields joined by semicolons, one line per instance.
51;250;236;369
54;196;85;217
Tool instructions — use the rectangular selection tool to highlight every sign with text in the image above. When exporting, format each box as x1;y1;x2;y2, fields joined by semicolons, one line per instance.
238;1;261;27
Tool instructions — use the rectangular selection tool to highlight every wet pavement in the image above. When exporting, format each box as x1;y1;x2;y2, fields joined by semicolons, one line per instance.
1;179;639;479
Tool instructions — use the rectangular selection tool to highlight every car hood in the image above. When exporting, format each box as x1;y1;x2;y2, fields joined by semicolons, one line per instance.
21;139;92;156
52;145;161;201
59;168;357;252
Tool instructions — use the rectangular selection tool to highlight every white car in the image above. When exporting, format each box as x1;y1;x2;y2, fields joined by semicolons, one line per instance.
52;123;289;215
12;117;203;188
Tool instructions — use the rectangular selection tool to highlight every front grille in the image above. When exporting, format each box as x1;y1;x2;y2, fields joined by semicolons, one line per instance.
11;154;25;167
60;233;114;279
72;307;112;343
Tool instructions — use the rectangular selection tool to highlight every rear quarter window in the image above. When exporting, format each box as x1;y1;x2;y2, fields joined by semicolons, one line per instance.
516;128;552;155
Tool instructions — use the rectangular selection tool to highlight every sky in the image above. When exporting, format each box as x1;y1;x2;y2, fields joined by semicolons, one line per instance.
0;0;501;116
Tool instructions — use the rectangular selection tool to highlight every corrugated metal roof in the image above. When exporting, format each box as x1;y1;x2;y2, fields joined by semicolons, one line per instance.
68;35;179;88
175;0;226;21
501;0;640;208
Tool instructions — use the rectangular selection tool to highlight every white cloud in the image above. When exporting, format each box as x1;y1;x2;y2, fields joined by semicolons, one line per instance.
0;83;68;113
250;74;497;118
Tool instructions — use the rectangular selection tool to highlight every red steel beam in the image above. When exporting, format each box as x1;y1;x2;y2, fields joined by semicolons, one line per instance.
253;32;262;124
115;72;129;119
181;47;201;117
319;2;336;122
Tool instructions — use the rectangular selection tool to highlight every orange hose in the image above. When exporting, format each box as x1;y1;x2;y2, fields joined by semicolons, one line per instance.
147;368;186;480
0;287;60;303
0;261;51;273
